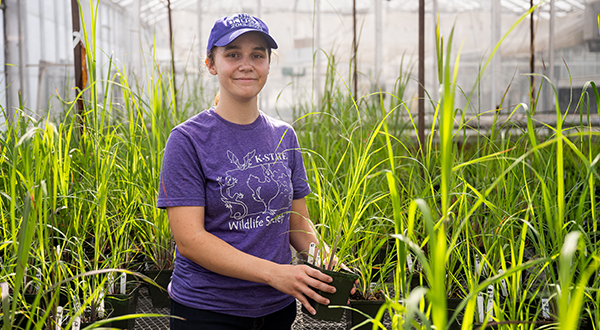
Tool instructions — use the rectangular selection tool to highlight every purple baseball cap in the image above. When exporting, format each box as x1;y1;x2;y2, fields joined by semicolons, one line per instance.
207;13;278;55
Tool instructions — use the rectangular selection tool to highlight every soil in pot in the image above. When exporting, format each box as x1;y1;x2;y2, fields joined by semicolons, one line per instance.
301;264;359;322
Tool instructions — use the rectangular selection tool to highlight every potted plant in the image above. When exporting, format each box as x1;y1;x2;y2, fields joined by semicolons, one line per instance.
346;226;396;330
136;207;175;308
301;110;394;322
104;271;141;330
300;258;359;322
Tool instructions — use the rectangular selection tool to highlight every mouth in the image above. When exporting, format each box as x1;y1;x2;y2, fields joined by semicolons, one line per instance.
234;77;257;82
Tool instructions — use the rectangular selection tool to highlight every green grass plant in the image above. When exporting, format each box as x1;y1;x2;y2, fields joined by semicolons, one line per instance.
292;3;600;330
1;1;599;329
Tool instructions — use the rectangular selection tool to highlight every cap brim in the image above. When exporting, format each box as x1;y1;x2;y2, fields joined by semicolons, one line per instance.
214;28;278;50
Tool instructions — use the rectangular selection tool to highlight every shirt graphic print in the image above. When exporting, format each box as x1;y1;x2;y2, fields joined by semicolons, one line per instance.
218;149;293;231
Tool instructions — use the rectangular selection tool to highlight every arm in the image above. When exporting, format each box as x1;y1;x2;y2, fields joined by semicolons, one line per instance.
167;205;336;314
289;198;321;261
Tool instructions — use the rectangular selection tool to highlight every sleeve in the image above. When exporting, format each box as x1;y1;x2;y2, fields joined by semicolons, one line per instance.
156;128;206;208
288;127;311;200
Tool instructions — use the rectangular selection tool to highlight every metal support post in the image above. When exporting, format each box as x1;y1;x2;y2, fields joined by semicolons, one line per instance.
418;0;425;157
375;0;382;88
529;0;536;111
548;0;555;112
315;0;322;109
352;0;358;98
70;0;85;130
491;0;501;111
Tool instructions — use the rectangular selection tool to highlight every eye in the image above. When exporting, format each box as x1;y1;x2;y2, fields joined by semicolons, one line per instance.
226;52;239;58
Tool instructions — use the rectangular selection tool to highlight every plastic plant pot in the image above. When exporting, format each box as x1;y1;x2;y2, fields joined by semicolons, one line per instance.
143;269;172;308
348;299;385;330
301;263;359;322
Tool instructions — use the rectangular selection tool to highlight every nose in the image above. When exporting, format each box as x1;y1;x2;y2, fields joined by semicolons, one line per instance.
239;56;253;71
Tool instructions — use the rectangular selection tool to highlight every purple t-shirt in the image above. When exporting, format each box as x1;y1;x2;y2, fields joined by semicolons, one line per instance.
157;108;311;317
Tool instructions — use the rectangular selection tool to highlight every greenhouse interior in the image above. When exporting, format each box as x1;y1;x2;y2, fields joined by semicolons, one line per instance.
0;0;599;329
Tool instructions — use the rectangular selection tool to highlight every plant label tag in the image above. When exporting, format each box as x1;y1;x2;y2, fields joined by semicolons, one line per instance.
486;285;494;317
541;297;550;318
72;316;81;330
0;282;8;301
120;272;127;294
99;292;105;318
481;254;488;276
36;270;42;291
475;254;481;276
108;273;115;294
307;242;316;265
498;269;508;296
56;306;63;330
407;253;414;272
477;291;485;323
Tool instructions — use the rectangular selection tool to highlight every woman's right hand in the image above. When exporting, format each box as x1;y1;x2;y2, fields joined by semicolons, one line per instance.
267;264;337;315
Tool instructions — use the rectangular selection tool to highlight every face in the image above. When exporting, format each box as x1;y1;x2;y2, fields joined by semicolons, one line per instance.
206;32;270;104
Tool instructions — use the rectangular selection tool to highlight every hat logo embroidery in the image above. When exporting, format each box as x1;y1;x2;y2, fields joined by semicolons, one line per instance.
227;14;263;31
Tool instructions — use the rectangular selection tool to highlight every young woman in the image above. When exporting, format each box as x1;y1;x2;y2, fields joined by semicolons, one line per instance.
157;13;351;330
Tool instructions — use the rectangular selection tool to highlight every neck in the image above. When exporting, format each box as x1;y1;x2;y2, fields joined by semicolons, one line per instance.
214;97;260;125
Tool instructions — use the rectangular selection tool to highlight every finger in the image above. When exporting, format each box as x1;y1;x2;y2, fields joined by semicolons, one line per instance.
350;279;359;294
304;266;333;283
297;296;317;315
306;277;336;294
303;286;331;306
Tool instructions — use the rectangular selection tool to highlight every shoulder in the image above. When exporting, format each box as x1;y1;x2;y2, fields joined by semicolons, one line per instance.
165;109;216;149
260;112;296;134
168;109;221;143
173;108;217;134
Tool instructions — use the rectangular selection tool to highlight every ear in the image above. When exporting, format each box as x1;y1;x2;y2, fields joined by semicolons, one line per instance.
205;58;217;75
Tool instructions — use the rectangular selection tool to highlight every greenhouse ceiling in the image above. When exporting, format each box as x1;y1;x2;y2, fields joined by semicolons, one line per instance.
108;0;589;26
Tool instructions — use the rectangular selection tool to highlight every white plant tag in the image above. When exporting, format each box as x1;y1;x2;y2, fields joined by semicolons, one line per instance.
72;316;81;330
120;272;127;294
55;306;63;330
307;242;316;265
486;285;494;317
541;297;550;318
98;292;105;319
36;270;42;291
474;254;482;276
498;269;508;296
481;254;488;276
0;282;9;301
108;273;115;294
477;291;485;323
407;253;414;272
